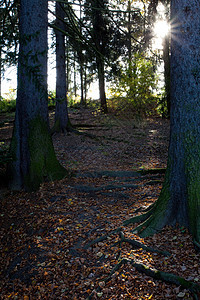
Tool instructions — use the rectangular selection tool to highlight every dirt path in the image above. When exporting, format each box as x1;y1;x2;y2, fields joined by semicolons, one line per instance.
53;108;169;172
1;109;199;300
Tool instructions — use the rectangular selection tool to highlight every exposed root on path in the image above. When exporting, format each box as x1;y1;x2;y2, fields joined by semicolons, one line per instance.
85;218;200;299
101;259;200;300
116;231;171;257
123;203;156;227
86;253;200;300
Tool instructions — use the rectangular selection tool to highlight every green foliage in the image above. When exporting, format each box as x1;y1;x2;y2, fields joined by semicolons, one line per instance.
108;53;158;116
0;88;16;112
156;91;169;118
68;98;81;109
0;98;16;113
48;90;56;108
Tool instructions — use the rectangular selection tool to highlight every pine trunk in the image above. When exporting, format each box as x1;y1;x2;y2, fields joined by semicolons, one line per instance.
80;57;85;106
7;0;67;191
163;34;170;117
136;0;200;243
97;59;107;113
0;47;1;99
54;2;69;132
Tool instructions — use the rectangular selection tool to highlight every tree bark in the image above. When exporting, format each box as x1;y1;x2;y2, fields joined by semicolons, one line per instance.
162;8;170;118
133;0;200;243
79;54;85;105
73;55;77;98
84;65;87;103
89;0;108;113
98;62;107;113
79;0;85;106
7;0;67;191
54;1;69;132
0;47;1;99
97;58;107;113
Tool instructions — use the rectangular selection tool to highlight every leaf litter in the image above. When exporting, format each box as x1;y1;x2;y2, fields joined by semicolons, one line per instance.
0;108;199;299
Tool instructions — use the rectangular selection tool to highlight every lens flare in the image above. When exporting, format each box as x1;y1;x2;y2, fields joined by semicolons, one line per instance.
154;20;170;39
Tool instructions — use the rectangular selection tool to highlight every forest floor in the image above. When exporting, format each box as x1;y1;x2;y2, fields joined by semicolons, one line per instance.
0;107;200;300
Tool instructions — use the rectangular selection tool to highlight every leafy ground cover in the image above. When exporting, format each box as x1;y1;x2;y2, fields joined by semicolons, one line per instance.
0;108;200;299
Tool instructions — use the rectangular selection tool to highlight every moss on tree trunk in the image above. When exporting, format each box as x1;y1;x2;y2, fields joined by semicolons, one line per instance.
26;116;68;190
8;116;68;191
7;0;68;191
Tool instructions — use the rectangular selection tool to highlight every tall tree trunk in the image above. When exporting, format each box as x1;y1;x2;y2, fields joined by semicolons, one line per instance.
132;0;200;243
127;0;136;98
84;65;87;104
127;0;132;67
163;34;170;118
73;55;77;98
66;38;69;94
54;1;69;132
80;58;84;105
79;0;85;106
0;47;1;99
89;0;108;113
7;0;67;191
97;58;107;113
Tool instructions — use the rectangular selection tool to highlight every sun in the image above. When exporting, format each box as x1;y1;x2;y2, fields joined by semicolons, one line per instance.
154;20;170;39
152;20;170;50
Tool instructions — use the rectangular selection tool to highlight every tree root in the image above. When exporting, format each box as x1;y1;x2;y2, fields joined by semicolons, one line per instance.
51;122;99;140
111;258;200;297
87;258;200;300
116;231;171;257
132;202;155;215
83;227;122;249
123;204;156;226
138;167;166;175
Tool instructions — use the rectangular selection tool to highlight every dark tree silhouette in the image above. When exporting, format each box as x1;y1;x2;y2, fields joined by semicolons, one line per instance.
54;1;70;133
7;0;67;191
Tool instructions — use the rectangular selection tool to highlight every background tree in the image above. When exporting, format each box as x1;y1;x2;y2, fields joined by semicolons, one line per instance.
7;0;67;191
84;0;110;113
125;0;200;244
53;1;70;133
162;0;170;118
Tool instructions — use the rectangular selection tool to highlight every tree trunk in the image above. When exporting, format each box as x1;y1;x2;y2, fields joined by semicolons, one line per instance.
89;0;108;113
134;0;200;243
54;1;69;132
163;33;170;118
74;55;77;98
84;65;87;104
7;0;67;191
97;58;107;113
66;38;69;93
127;0;132;67
127;0;136;99
79;0;85;106
0;47;1;99
79;55;85;105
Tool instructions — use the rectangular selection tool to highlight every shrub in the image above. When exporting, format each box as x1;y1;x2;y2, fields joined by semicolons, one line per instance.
108;53;159;116
0;99;16;113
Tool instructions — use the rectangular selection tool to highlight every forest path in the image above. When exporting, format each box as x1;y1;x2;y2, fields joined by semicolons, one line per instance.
52;107;169;173
0;108;198;299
